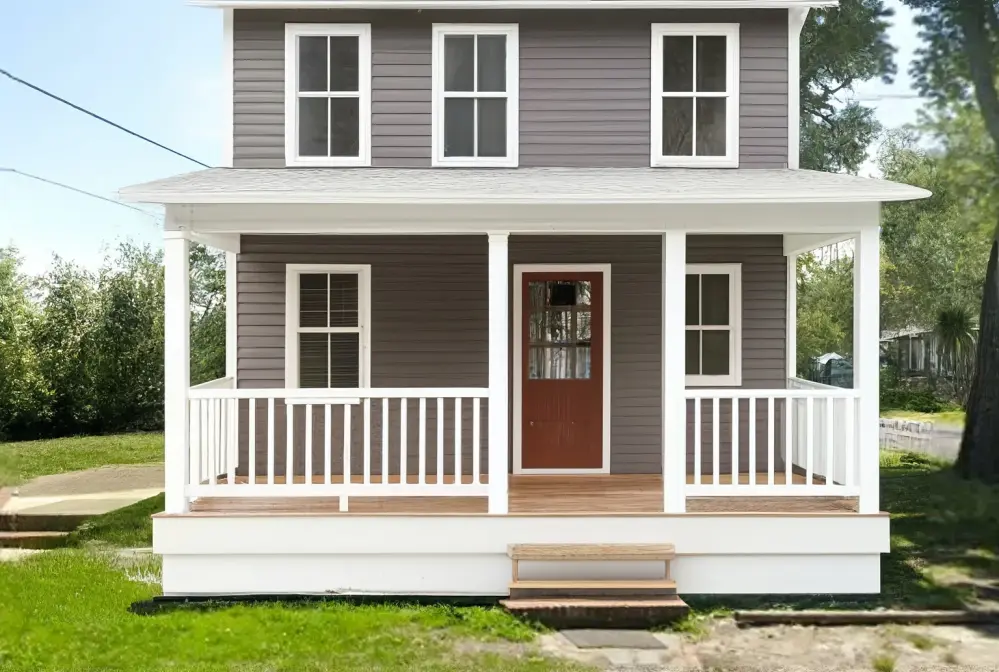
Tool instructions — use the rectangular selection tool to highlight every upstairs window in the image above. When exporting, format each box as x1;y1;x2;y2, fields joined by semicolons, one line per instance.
285;24;371;167
651;24;739;168
685;264;741;386
285;265;371;388
432;24;519;167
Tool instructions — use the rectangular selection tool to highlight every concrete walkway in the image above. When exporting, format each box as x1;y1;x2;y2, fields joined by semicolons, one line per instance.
0;464;163;517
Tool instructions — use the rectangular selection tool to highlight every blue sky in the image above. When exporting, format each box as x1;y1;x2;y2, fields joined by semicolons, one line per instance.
1;0;921;275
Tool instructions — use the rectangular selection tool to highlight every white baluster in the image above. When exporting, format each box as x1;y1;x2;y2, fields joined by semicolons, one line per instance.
806;396;814;485
382;398;389;484
784;396;792;487
305;403;313;487
454;398;462;485
248;398;256;486
286;401;294;485
342;404;351;511
712;397;720;485
767;396;774;486
189;400;201;487
363;398;371;485
418;398;427;485
693;399;702;486
324;404;332;485
732;397;739;484
400;399;408;485
826;396;834;486
844;397;855;487
749;397;756;486
472;398;481;485
436;397;444;485
267;398;275;485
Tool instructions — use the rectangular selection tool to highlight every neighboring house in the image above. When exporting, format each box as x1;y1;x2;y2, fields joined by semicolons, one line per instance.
880;327;973;380
807;352;853;388
122;0;929;602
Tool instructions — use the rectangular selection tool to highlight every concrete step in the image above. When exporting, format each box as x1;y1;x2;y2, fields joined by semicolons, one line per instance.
0;513;92;533
0;531;71;550
509;579;678;600
501;596;690;629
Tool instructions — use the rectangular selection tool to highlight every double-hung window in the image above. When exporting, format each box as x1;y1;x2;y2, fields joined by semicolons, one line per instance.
651;24;739;168
432;24;519;167
285;24;371;166
685;264;741;386
285;265;371;389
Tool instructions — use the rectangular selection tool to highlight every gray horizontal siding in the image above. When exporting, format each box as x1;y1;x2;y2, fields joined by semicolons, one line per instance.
235;234;787;476
233;9;788;168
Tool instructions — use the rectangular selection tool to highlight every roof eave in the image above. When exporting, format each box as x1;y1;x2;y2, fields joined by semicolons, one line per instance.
189;0;838;9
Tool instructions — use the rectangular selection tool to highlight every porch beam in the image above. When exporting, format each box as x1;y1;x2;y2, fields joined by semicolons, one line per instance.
190;231;241;253
164;229;192;514
487;233;510;514
854;222;880;514
663;230;687;513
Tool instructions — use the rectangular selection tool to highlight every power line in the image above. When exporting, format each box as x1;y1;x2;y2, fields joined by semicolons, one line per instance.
0;168;160;220
0;67;212;169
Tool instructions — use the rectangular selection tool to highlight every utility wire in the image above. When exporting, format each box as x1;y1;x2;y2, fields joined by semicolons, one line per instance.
0;67;213;168
0;168;160;219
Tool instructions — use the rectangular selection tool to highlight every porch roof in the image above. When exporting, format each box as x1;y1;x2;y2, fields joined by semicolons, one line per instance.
119;167;930;206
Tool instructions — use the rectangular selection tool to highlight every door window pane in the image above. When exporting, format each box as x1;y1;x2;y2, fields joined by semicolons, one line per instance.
444;35;475;91
575;347;592;379
329;35;359;91
477;35;506;92
477;98;507;157
444;98;475;156
662;98;693;156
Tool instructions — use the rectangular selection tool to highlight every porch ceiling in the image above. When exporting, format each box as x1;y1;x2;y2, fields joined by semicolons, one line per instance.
120;167;929;206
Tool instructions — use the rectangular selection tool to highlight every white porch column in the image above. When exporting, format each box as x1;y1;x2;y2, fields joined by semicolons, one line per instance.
487;233;510;514
164;229;192;514
854;223;880;514
225;251;238;379
663;230;687;513
787;253;798;379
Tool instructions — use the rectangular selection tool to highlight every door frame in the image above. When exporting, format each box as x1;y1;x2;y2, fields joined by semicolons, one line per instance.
512;263;612;474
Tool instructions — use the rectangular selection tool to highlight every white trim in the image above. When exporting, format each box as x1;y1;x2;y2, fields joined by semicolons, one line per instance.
651;23;740;168
284;24;372;167
662;231;686;512
163;228;191;514
190;232;240;253
854;224;880;515
512;263;612;475
787;7;809;170
283;264;372;388
431;24;519;167
191;1;840;9
787;252;797;378
685;263;742;387
222;8;234;167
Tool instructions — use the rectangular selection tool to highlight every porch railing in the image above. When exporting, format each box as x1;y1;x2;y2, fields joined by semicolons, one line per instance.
185;387;490;509
684;386;861;497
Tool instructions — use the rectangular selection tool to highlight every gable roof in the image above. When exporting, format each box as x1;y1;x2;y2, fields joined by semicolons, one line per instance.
190;1;838;8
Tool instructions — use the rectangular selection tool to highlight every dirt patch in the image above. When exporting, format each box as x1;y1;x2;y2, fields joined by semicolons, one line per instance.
541;619;999;670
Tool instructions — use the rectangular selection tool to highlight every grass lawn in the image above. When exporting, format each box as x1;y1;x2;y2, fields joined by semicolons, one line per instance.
0;432;163;487
881;409;966;426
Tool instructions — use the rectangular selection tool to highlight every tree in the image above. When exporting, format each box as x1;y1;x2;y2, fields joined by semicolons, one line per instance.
190;244;226;385
904;0;999;482
800;0;896;172
0;247;45;439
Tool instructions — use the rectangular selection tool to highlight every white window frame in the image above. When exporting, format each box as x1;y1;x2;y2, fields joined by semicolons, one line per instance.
431;23;520;167
651;23;740;168
284;264;372;389
685;263;742;387
284;23;372;167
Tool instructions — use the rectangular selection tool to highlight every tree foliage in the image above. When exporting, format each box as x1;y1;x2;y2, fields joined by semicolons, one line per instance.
0;241;225;441
799;0;896;172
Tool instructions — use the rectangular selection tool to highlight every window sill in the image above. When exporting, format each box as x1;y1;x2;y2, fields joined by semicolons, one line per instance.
432;157;519;168
285;156;371;168
652;157;739;169
685;376;742;388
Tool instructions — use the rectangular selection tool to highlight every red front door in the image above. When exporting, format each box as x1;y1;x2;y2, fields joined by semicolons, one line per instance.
521;273;603;469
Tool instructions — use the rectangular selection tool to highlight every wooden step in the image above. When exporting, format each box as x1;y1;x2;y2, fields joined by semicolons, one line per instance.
508;543;675;561
509;579;677;600
0;531;70;550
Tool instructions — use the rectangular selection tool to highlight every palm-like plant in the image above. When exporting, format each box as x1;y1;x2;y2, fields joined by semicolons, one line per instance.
934;306;978;403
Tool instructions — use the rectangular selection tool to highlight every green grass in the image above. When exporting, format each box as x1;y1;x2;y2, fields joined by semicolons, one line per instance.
67;493;164;548
881;409;966;426
0;432;163;486
871;652;897;672
0;550;582;671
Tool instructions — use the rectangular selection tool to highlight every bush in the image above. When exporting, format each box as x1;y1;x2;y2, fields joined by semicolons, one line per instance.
880;366;959;413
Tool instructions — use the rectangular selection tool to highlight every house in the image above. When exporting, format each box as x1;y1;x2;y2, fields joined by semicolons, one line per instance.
121;0;930;602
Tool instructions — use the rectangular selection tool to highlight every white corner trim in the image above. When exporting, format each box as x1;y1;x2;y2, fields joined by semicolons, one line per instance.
787;7;810;170
651;23;740;169
431;24;520;168
191;1;839;9
786;252;797;379
512;264;612;475
226;251;238;378
284;23;372;168
222;8;234;167
684;263;742;387
284;264;372;389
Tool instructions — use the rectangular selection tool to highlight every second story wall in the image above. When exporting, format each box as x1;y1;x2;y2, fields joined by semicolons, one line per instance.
234;9;788;169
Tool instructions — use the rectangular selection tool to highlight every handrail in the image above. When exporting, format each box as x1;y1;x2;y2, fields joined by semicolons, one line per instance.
189;376;235;390
684;387;859;399
188;386;490;400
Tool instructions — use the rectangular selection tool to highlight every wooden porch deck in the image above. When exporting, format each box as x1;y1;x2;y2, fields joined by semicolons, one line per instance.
189;474;858;515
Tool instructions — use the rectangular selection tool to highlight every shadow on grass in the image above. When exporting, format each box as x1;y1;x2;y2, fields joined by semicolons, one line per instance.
687;452;999;614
